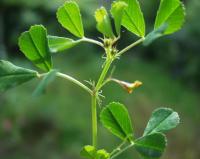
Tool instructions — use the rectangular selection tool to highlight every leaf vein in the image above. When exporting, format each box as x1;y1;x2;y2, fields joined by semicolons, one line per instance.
29;32;50;71
124;10;142;36
63;6;82;37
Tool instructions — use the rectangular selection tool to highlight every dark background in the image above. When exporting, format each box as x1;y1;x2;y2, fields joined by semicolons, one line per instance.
0;0;200;159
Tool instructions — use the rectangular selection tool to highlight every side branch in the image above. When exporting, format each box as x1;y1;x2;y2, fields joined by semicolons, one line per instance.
117;37;145;56
56;72;92;95
81;37;104;48
110;142;134;159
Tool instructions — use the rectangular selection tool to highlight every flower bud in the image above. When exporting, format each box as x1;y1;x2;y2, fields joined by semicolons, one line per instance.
111;79;142;94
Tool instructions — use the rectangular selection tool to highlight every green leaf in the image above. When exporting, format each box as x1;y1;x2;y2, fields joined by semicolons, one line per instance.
120;0;145;37
80;145;96;159
0;60;38;91
57;1;84;38
143;23;168;46
95;7;115;38
96;149;110;159
18;25;52;72
100;102;134;141
48;35;80;53
110;1;127;36
143;108;180;136
135;133;167;159
154;0;185;35
80;146;109;159
33;69;57;96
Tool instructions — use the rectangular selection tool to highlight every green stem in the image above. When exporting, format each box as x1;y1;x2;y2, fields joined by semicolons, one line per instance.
56;72;92;95
110;142;134;159
91;94;97;147
89;37;142;149
110;140;127;156
117;38;145;56
91;54;114;148
81;37;104;48
96;57;113;91
100;78;111;89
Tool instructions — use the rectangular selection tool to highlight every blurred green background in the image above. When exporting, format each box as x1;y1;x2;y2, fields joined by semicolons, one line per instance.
0;0;200;159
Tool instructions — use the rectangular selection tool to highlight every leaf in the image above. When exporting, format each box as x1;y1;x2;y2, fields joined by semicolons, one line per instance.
143;23;168;46
143;108;180;136
96;149;110;159
135;133;167;159
80;145;96;159
120;0;145;37
57;1;84;38
80;146;110;159
18;25;52;72
100;102;134;141
48;35;80;53
154;0;185;35
110;1;127;36
0;60;38;91
95;7;115;38
33;69;57;96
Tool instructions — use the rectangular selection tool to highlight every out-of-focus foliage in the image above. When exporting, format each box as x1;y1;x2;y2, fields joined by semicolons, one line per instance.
1;0;64;10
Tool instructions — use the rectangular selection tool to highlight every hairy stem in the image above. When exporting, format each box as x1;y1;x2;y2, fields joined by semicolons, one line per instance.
56;72;92;95
89;37;144;149
117;38;145;56
91;52;113;148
